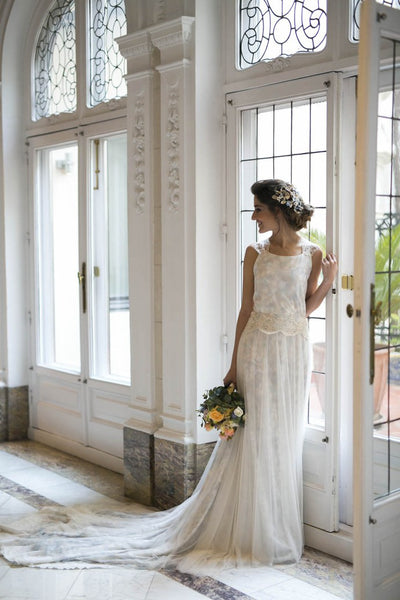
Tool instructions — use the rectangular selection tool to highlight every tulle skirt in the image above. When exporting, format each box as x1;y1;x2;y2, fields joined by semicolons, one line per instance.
0;329;310;570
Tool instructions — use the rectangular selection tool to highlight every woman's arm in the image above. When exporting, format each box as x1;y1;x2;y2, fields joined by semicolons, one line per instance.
305;249;338;317
223;245;258;387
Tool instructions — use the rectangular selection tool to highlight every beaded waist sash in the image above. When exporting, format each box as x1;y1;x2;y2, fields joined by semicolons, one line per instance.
245;311;308;338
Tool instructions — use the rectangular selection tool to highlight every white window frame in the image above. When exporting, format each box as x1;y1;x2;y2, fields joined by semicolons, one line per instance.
225;73;342;538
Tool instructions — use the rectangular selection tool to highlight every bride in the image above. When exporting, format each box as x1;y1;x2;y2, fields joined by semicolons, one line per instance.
0;179;337;570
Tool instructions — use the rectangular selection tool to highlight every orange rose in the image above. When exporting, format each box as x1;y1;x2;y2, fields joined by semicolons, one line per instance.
209;408;224;423
204;422;213;431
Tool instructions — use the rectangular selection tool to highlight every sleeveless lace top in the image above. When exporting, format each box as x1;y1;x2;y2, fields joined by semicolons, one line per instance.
245;238;318;339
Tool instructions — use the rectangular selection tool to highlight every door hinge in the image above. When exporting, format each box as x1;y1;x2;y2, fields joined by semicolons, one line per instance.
220;223;228;238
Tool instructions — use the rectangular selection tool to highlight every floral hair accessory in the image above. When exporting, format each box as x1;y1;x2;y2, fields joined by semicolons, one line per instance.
271;183;304;214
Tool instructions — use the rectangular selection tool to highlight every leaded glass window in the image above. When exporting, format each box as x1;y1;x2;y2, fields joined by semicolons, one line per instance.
88;0;127;107
238;0;327;70
350;0;400;43
34;0;76;121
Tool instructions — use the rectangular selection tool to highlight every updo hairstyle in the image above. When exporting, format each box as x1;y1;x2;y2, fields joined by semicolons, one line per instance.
251;179;314;231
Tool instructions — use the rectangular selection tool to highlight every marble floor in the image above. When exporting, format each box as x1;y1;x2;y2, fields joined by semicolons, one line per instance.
0;441;353;600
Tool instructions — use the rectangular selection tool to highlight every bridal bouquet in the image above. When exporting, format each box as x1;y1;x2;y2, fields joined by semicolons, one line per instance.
198;383;246;440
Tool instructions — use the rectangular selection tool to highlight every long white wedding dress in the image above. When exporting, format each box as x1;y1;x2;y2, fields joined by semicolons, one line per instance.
0;238;316;570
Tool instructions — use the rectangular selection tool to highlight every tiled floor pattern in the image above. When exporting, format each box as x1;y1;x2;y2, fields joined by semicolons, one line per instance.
0;441;353;600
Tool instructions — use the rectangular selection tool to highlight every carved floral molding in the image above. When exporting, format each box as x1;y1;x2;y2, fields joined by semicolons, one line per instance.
166;81;180;212
132;91;145;214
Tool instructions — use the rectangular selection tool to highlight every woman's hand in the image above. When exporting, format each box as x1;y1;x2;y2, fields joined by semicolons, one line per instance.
223;367;237;388
322;252;338;285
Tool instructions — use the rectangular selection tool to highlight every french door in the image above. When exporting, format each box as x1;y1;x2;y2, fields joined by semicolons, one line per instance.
28;121;131;471
226;73;342;534
354;1;400;598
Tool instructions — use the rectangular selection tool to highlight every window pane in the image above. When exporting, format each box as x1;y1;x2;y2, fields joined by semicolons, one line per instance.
37;145;80;371
239;0;327;69
88;0;127;107
90;134;130;382
34;0;76;120
240;95;328;429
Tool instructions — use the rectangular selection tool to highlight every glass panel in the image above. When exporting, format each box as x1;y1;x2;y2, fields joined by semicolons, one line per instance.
239;0;327;69
239;94;328;429
240;161;257;211
88;0;127;107
373;41;400;498
257;158;274;181
257;108;274;158
292;100;310;155
274;103;291;157
37;144;80;371
292;154;310;198
311;97;327;152
34;0;76;120
309;318;326;427
310;153;327;207
90;134;130;382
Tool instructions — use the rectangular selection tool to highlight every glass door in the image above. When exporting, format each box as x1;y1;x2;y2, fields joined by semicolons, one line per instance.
30;127;130;465
89;134;130;383
36;143;80;372
354;1;400;598
226;73;340;534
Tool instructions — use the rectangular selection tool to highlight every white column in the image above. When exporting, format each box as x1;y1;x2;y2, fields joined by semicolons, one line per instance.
118;31;159;434
151;17;196;444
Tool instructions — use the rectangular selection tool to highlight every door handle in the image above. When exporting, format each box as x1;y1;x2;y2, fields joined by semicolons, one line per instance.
369;283;382;384
77;262;87;314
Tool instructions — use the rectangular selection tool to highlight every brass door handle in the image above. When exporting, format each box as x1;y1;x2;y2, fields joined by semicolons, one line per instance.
77;262;87;314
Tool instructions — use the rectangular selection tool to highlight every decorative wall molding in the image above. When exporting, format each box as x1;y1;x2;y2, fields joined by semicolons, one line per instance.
153;29;192;50
117;31;154;60
150;16;194;54
264;56;291;72
132;91;145;214
153;0;166;24
166;81;180;212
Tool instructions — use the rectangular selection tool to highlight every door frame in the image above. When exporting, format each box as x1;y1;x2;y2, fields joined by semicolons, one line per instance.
225;72;342;537
27;118;131;473
354;1;400;598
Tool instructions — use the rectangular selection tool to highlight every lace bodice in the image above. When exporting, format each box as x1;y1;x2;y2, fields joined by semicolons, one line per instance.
245;238;318;338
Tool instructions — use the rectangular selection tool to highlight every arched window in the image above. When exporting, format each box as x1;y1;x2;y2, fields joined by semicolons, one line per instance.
33;0;126;121
34;0;76;120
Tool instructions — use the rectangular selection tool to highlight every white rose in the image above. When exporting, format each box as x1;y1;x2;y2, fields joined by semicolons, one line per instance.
233;406;244;417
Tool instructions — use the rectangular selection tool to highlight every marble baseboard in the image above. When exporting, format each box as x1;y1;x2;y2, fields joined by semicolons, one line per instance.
0;386;29;442
123;425;215;509
124;427;155;506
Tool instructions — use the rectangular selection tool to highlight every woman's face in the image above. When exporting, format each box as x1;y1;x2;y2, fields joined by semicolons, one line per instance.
251;197;277;234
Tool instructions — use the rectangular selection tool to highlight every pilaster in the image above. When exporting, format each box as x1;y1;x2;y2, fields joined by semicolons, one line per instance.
118;31;160;503
151;17;196;445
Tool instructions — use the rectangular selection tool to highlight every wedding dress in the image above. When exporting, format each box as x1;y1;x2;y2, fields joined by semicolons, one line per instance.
0;238;316;570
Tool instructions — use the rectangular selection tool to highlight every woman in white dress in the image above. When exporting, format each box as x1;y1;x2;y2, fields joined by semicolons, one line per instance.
0;179;337;570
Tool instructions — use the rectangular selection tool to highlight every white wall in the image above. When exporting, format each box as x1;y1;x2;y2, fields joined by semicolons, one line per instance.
1;0;37;386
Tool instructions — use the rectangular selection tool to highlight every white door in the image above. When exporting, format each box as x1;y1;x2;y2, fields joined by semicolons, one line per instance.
28;123;131;471
226;73;341;533
354;1;400;598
